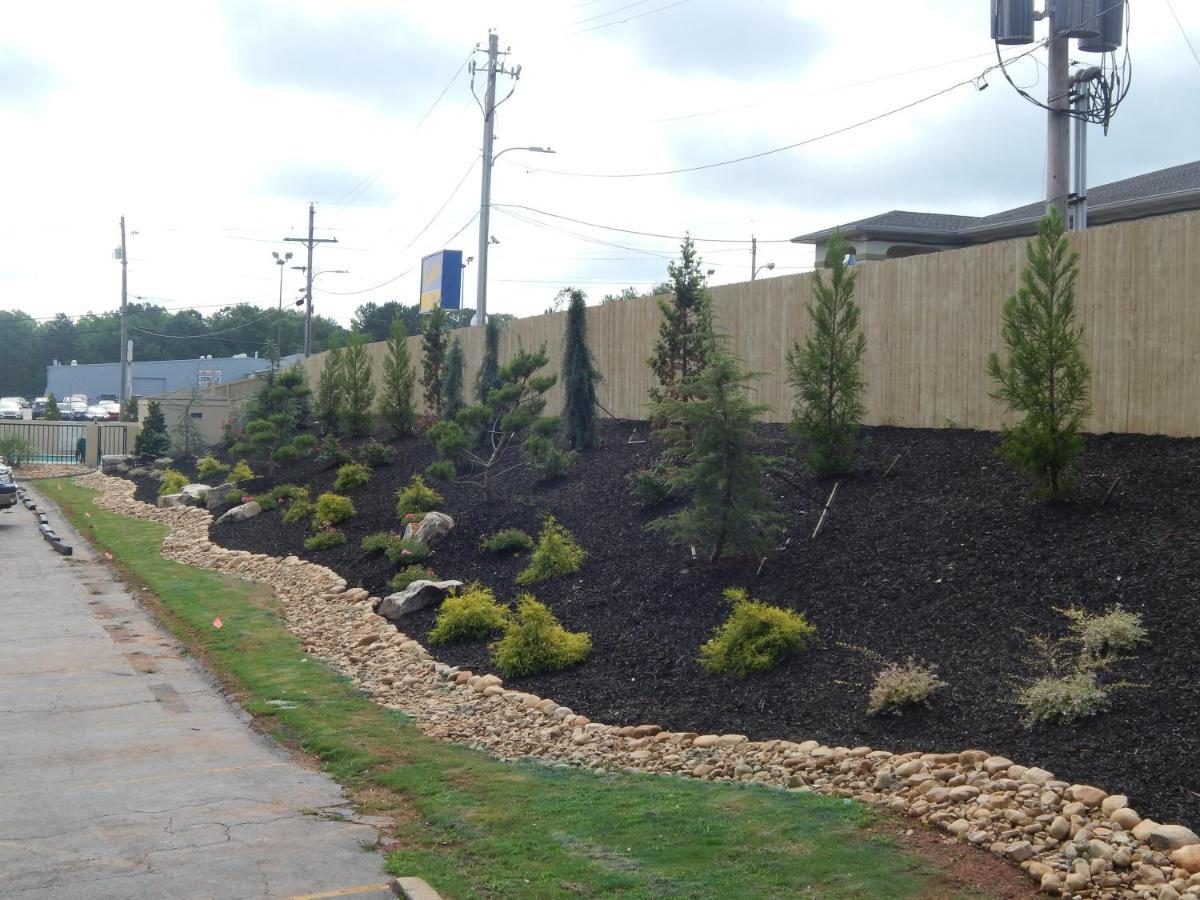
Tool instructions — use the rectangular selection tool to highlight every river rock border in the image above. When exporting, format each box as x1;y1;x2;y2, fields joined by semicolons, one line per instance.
75;471;1200;900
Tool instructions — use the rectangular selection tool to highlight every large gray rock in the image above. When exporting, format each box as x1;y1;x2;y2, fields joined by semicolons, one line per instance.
215;501;262;525
377;580;463;621
181;483;210;505
401;511;455;548
153;457;173;470
101;455;132;473
206;482;237;511
157;493;187;509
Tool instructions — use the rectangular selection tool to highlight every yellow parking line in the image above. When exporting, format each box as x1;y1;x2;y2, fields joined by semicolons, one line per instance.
288;884;394;899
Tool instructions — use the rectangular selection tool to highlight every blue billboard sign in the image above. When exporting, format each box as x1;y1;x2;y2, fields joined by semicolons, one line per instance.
420;250;463;312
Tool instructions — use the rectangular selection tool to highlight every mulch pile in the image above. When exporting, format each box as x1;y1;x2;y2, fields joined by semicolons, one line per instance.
127;420;1200;831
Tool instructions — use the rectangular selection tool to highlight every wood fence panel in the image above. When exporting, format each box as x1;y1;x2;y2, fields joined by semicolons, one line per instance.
294;210;1200;437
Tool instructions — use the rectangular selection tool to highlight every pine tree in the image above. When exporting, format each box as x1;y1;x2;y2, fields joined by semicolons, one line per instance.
315;339;344;435
561;287;600;450
421;306;449;416
441;337;465;421
43;393;61;421
341;329;376;437
987;210;1091;500
379;318;416;438
787;232;867;476
474;316;502;403
649;336;780;564
135;400;171;456
647;235;714;406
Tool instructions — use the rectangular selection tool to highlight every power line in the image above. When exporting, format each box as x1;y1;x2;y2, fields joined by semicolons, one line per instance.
1165;0;1200;73
129;307;277;339
572;0;657;27
492;203;793;243
571;0;693;35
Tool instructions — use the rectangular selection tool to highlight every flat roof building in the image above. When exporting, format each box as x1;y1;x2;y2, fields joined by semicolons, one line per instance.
45;354;300;402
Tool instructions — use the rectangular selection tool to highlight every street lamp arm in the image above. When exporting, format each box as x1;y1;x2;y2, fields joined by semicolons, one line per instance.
492;146;554;165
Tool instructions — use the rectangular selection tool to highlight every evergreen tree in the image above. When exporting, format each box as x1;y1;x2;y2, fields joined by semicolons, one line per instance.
647;235;714;405
315;339;344;434
787;232;867;476
987;210;1091;500
135;400;171;456
123;395;139;421
421;306;450;416
561;287;600;450
650;336;780;564
230;367;316;475
379;318;417;438
340;329;376;437
474;316;502;403
43;393;61;421
441;337;465;421
427;344;570;500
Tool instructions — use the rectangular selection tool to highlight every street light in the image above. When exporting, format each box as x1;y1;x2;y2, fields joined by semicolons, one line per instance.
272;251;293;366
475;145;555;326
752;261;775;281
289;266;349;317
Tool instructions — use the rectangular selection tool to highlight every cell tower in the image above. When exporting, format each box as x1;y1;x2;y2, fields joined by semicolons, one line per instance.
990;0;1131;229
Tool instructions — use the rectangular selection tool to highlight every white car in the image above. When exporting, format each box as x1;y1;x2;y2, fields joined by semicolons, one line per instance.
98;400;121;419
0;401;23;420
84;405;110;421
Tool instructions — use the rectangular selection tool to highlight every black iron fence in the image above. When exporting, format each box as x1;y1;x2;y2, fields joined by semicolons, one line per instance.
97;424;129;457
0;422;85;463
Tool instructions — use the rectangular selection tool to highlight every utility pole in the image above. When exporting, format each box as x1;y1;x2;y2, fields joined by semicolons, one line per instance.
750;235;758;282
1045;0;1070;220
118;216;129;420
472;32;521;327
285;202;336;356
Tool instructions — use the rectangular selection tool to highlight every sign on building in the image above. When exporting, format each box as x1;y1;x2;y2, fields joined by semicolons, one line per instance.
198;369;223;386
419;250;463;312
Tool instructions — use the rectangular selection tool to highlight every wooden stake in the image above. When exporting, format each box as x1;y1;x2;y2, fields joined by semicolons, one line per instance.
884;454;901;477
1098;476;1120;509
811;481;840;539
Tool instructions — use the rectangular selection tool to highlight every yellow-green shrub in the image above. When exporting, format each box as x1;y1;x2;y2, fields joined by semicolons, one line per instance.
312;492;355;529
158;468;189;496
304;528;347;551
282;497;315;524
490;594;591;677
395;474;443;518
389;565;435;593
228;459;254;483
196;454;230;480
698;589;817;677
515;516;585;585
333;462;371;492
429;584;512;644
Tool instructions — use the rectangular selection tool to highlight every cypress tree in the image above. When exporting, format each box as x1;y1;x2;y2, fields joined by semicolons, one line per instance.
341;329;376;437
43;393;61;421
647;235;714;406
987;210;1091;500
441;337;465;421
561;287;600;450
474;316;502;403
421;306;449;416
315;338;344;435
135;400;171;456
787;231;867;476
649;335;779;564
380;318;417;437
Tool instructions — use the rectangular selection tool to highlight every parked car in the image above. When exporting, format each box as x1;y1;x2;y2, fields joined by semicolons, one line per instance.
68;401;89;421
84;405;110;421
31;398;47;419
98;400;121;420
0;463;16;510
0;401;23;420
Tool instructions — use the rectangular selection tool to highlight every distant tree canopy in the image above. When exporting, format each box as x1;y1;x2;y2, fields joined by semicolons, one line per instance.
0;303;347;397
351;300;474;342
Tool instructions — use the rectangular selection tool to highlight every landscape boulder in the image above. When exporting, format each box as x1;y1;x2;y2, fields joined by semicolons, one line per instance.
157;493;187;509
402;512;455;548
205;483;236;511
153;457;173;470
378;580;463;621
216;501;262;525
101;455;131;473
181;483;210;505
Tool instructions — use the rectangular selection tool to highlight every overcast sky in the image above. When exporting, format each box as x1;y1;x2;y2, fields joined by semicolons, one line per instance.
1;0;1196;328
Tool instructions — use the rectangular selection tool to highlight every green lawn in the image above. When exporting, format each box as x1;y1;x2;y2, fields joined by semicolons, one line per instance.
44;477;968;900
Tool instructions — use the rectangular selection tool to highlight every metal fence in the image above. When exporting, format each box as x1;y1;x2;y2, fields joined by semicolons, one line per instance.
0;422;85;463
97;424;129;457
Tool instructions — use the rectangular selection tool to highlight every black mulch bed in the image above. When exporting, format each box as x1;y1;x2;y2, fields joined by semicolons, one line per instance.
127;421;1200;831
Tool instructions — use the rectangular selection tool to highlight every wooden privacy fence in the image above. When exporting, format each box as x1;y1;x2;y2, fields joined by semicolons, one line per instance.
295;209;1200;437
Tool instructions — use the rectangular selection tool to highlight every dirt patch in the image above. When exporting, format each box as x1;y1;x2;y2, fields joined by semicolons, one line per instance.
127;420;1200;832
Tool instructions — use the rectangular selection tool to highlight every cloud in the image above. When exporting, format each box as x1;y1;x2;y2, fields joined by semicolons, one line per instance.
221;2;460;111
258;163;390;205
594;0;826;80
0;51;59;108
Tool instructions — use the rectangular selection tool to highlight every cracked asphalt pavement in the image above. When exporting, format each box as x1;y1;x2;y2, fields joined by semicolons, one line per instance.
0;486;395;899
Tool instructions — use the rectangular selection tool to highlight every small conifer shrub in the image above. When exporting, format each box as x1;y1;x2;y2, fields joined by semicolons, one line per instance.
394;474;443;518
867;660;944;715
228;459;254;483
196;454;229;480
698;588;817;677
480;528;535;554
304;528;347;551
429;584;512;644
158;468;189;496
312;492;355;529
385;538;431;566
516;516;585;585
490;594;591;677
333;462;371;492
389;565;435;593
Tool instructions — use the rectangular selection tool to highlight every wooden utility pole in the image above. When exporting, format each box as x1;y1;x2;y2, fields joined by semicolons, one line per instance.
285;202;337;357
